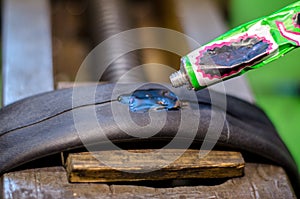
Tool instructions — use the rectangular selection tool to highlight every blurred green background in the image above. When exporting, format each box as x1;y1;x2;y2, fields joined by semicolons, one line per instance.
230;0;300;171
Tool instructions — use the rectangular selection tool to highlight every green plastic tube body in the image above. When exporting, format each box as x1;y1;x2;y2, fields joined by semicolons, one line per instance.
177;1;300;90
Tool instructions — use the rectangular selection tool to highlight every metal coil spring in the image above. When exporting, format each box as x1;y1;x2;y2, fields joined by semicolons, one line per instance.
88;0;146;83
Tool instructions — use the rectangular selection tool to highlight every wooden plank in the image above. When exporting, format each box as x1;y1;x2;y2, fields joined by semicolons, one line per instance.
1;167;110;199
66;150;245;183
1;163;296;199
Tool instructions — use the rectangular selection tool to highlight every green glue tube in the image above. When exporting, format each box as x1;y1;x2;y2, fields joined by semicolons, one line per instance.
170;1;300;90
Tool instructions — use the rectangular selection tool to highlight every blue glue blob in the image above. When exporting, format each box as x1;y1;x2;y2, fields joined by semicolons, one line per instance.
117;89;180;113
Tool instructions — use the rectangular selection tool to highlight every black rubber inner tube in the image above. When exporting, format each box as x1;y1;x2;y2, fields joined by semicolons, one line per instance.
0;83;299;195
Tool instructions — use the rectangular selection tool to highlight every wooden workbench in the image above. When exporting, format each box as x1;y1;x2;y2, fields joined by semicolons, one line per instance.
1;163;295;199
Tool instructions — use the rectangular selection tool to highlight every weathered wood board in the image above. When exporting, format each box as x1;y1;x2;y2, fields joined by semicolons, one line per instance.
66;150;245;182
1;163;296;199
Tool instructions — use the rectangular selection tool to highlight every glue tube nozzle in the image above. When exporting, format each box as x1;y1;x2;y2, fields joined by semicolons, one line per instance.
169;70;189;88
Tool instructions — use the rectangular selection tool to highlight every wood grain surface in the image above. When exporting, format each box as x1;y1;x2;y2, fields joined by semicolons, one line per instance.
66;150;245;182
1;163;295;199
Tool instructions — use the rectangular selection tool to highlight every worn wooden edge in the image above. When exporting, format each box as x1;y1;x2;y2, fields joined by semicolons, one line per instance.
0;173;3;199
1;163;296;199
66;149;245;183
56;81;107;89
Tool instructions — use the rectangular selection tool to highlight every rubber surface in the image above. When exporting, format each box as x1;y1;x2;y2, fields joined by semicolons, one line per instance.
0;83;298;193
